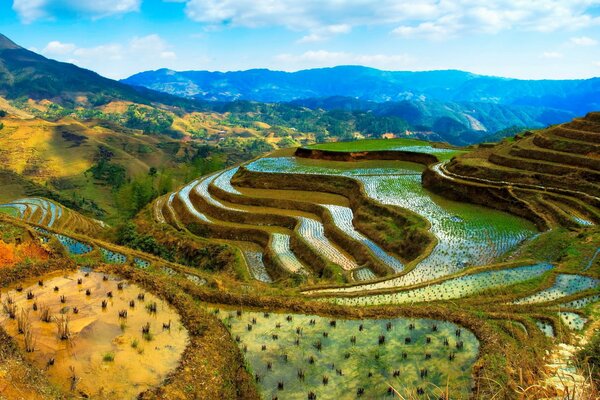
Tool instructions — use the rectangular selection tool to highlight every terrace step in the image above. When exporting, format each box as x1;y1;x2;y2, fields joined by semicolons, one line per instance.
533;132;600;156
544;194;600;226
510;138;600;171
170;180;312;278
552;126;600;144
535;197;582;229
193;173;360;275
493;145;600;178
1;197;104;235
161;193;184;230
446;158;600;204
208;171;397;277
508;189;558;229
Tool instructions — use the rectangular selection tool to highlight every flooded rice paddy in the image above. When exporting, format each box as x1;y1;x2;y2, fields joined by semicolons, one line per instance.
0;271;188;399
214;307;479;399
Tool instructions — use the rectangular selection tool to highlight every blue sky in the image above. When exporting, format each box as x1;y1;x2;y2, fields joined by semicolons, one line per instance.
2;0;600;80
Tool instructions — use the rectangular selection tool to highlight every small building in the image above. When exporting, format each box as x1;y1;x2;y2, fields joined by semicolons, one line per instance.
381;133;396;139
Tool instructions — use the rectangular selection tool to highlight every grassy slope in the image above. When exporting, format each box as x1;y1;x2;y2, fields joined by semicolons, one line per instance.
0;114;179;218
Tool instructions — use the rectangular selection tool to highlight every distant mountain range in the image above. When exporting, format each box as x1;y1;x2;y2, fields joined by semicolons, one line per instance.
0;30;598;145
123;66;600;116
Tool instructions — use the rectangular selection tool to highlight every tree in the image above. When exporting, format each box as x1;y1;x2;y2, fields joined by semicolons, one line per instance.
115;175;157;217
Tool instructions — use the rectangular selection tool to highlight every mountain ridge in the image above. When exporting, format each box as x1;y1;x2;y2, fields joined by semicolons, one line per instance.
0;33;200;110
122;65;600;116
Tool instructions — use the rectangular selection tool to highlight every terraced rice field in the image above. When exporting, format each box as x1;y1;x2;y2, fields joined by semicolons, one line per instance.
203;172;359;272
32;227;156;272
248;157;536;290
536;321;555;337
560;294;600;309
246;157;423;177
513;274;599;305
559;312;587;331
318;263;553;306
215;308;479;399
100;248;128;264
243;248;272;283
172;174;308;277
272;233;308;275
134;257;151;269
297;217;358;271
55;234;93;255
0;197;104;234
163;167;391;279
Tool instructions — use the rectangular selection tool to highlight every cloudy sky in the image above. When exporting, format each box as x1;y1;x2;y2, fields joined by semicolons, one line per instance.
2;0;600;79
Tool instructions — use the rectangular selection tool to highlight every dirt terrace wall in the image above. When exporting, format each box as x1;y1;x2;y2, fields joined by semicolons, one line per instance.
552;126;600;144
533;133;600;156
295;147;439;165
448;158;600;198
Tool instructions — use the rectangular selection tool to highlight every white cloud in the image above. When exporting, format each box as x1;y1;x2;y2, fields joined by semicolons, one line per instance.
43;40;77;55
297;24;352;43
570;35;598;46
541;51;564;59
274;50;414;70
40;34;179;78
12;0;47;23
594;61;600;67
12;0;141;23
180;0;600;39
392;15;462;40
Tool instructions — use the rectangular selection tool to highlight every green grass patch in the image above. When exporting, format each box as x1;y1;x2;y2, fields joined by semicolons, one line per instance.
306;138;467;161
0;206;18;218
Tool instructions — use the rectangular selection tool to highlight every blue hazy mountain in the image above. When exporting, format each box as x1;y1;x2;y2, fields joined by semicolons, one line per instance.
122;66;600;116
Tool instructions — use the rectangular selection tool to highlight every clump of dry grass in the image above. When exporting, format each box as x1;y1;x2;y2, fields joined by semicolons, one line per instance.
39;304;52;323
2;294;17;319
55;314;70;341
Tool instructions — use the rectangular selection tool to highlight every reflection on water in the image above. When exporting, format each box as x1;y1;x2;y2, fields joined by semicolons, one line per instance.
214;307;479;399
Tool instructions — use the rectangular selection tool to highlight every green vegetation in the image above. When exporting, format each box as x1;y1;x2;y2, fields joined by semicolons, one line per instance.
88;159;127;188
115;222;173;259
0;206;18;218
122;104;174;135
307;137;466;161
